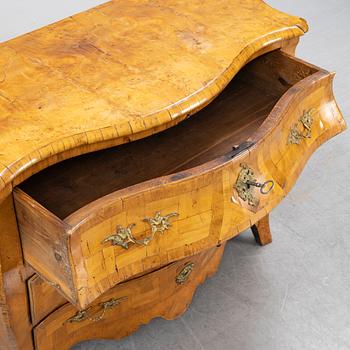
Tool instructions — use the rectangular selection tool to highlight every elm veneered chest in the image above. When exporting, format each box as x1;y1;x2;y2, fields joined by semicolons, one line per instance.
0;1;346;349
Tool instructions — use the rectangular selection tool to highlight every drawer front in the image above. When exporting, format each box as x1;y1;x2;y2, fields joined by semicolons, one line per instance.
68;161;280;308
14;55;346;310
33;245;225;350
28;275;67;326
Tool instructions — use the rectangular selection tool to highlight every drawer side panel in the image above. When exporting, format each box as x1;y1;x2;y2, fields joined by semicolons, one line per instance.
13;189;76;303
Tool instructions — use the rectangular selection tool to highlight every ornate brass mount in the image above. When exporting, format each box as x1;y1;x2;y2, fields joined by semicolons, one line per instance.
65;296;127;324
140;211;179;245
288;108;316;144
102;211;179;249
101;224;143;249
143;211;179;236
234;164;274;207
176;262;195;285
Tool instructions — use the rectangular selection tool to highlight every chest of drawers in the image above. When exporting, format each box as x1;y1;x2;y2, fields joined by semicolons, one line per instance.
0;1;346;349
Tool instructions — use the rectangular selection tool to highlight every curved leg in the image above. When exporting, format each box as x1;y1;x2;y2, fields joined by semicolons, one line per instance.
251;215;272;246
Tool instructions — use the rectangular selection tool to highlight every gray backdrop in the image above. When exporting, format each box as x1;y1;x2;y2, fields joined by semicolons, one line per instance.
1;1;349;349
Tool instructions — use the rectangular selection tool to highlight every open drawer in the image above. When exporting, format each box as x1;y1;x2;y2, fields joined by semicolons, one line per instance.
14;50;346;309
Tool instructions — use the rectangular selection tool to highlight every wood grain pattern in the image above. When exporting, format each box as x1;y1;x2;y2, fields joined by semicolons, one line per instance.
34;245;225;350
14;189;76;303
251;215;272;246
0;195;34;350
28;275;67;326
0;0;308;203
19;61;284;219
18;50;319;219
13;51;346;309
0;2;347;349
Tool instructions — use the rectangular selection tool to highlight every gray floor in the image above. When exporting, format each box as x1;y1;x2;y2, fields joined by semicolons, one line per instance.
2;1;350;349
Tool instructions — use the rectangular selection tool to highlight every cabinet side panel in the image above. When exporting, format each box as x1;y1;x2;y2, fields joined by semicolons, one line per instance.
0;195;34;350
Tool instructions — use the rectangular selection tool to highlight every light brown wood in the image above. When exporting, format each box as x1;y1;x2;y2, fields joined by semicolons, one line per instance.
0;195;34;350
0;0;308;203
0;2;347;349
251;215;272;246
14;189;76;303
28;275;67;326
34;245;225;350
19;65;282;218
13;51;346;309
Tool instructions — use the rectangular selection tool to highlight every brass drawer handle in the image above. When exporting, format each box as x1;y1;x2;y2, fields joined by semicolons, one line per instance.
234;164;274;206
143;211;179;242
64;296;127;324
102;224;144;249
65;309;89;324
176;262;195;285
102;211;179;249
288;108;315;144
91;297;127;322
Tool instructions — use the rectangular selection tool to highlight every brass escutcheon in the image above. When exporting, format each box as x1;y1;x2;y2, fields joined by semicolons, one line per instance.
64;296;127;324
176;262;195;285
233;164;274;206
288;108;316;144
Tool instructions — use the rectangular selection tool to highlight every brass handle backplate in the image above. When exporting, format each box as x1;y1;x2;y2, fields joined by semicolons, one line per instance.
64;296;127;324
102;211;179;249
288;108;315;145
176;262;195;285
233;164;274;206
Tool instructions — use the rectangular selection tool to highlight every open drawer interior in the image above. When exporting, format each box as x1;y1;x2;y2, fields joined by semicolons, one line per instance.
18;50;318;219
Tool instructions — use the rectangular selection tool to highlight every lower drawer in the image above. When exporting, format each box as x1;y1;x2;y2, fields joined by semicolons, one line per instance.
33;244;225;350
28;274;67;326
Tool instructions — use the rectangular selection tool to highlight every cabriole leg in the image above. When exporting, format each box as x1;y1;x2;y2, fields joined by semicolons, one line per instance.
251;215;272;246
